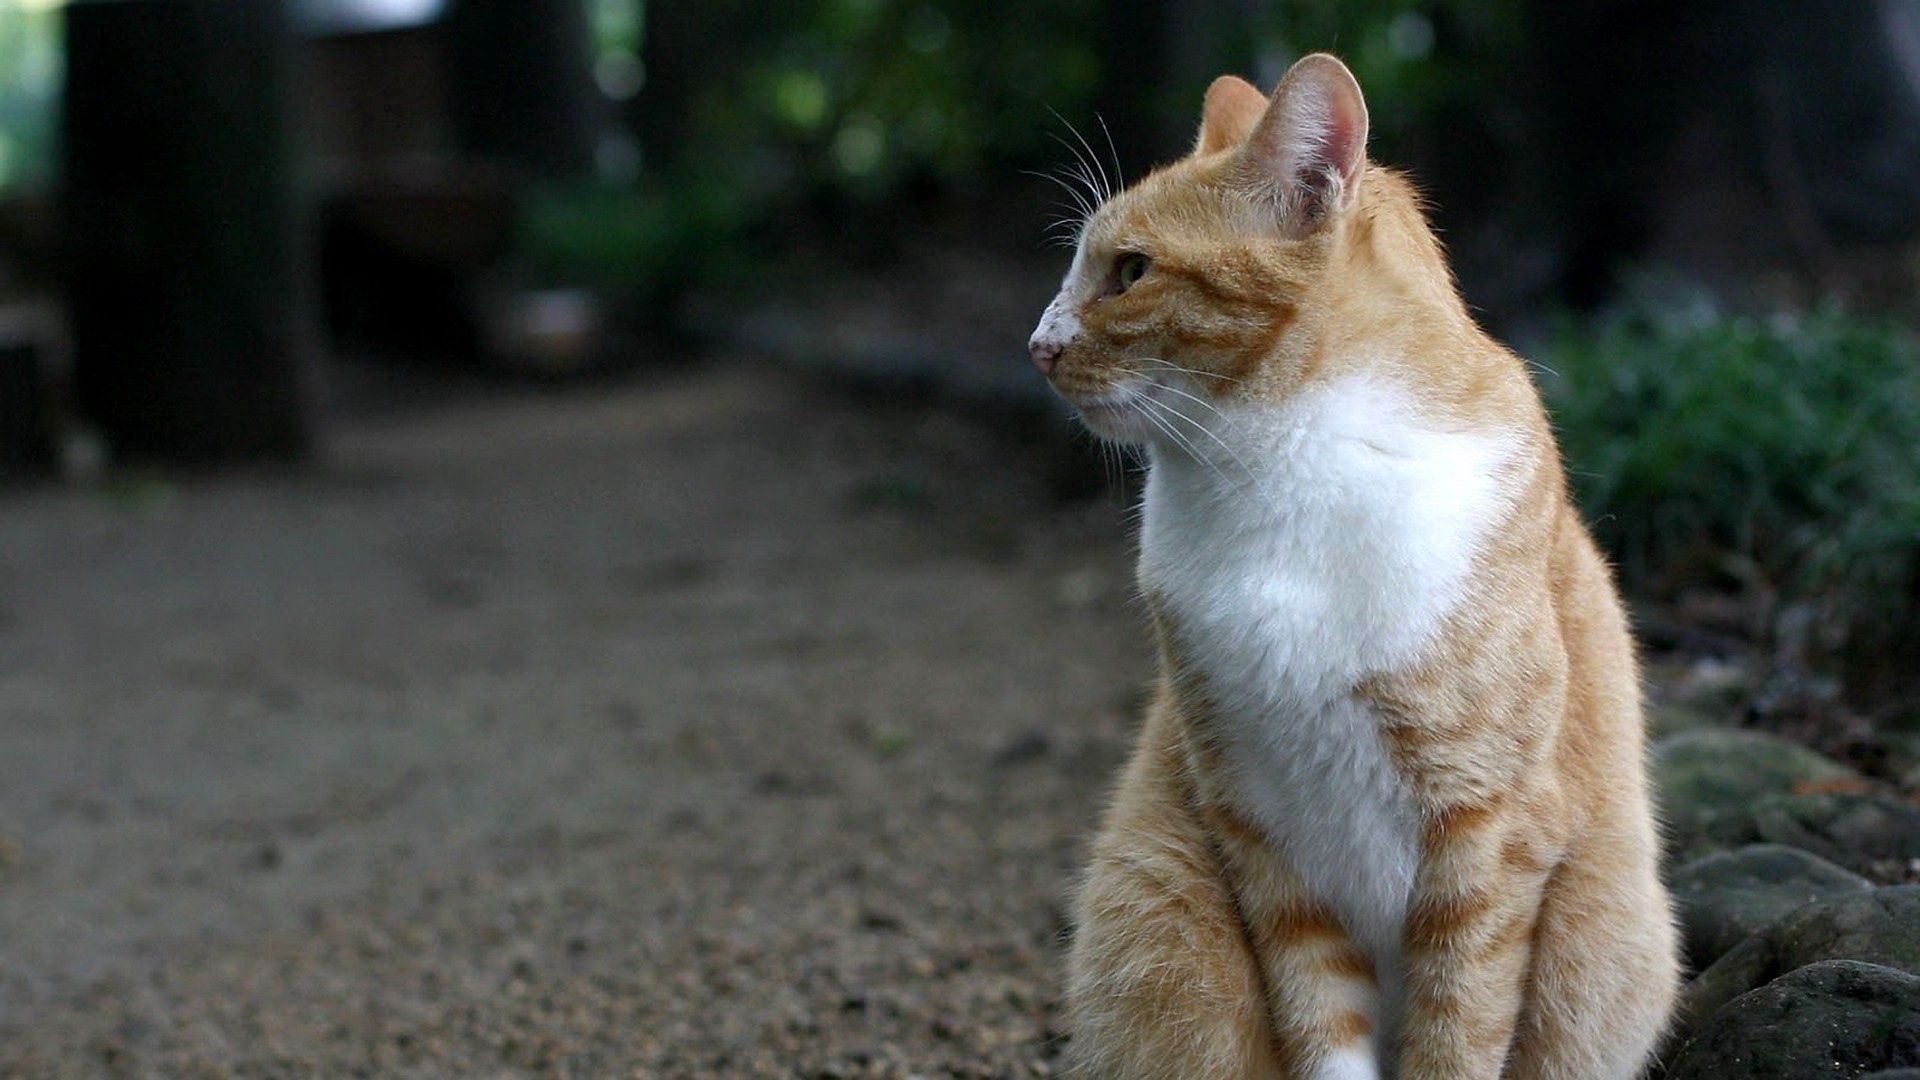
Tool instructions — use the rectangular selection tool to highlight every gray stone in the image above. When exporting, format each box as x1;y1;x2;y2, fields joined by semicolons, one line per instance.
1648;702;1735;741
1666;960;1920;1079
1753;793;1920;876
1670;845;1872;972
1878;732;1920;792
1670;886;1920;1053
1863;1070;1920;1079
1884;733;1920;774
1654;729;1861;865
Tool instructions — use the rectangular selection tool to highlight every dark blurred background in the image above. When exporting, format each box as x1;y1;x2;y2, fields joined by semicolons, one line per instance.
1;2;1918;1074
6;0;1912;700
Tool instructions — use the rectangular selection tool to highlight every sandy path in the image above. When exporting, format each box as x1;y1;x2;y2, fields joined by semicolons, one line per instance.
0;363;1144;1077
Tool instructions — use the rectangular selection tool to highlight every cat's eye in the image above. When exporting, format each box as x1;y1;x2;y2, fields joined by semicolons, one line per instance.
1115;253;1151;292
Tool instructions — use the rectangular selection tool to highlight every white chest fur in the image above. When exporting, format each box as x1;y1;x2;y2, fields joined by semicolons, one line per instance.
1137;375;1512;971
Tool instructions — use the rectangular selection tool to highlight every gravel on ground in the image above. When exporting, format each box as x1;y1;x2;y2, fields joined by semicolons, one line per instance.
0;362;1144;1078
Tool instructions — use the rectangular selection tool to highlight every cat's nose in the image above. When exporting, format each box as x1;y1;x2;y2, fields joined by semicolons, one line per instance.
1029;335;1063;375
1030;295;1079;375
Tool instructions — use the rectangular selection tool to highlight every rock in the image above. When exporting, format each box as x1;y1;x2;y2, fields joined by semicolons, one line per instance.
1879;733;1920;791
1669;886;1920;1052
1864;1071;1920;1079
1648;702;1734;741
1654;730;1861;864
991;731;1052;767
1884;732;1920;768
1665;960;1920;1079
1670;845;1871;971
1752;793;1920;876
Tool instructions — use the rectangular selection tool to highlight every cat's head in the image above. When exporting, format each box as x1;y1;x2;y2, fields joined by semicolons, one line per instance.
1029;54;1438;445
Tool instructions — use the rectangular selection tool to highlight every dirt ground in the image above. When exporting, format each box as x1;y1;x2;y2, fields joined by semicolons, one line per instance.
0;362;1148;1078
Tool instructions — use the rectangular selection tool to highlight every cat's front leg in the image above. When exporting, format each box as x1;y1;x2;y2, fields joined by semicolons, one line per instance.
1393;795;1553;1080
1065;699;1284;1080
1067;851;1285;1080
1199;800;1390;1080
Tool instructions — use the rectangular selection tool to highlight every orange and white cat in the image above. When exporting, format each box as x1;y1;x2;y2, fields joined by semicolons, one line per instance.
1029;55;1678;1079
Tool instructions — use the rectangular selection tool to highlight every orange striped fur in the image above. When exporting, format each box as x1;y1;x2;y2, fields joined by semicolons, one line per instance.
1037;55;1679;1079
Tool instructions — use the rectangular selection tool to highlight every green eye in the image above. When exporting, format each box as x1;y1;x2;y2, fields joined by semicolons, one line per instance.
1116;253;1151;291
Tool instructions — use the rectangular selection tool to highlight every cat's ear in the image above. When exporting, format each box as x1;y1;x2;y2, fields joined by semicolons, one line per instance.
1194;75;1269;156
1234;53;1369;229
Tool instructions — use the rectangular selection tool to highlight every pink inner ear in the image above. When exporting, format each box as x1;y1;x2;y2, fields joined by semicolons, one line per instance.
1315;80;1367;187
1297;82;1366;204
1238;55;1370;220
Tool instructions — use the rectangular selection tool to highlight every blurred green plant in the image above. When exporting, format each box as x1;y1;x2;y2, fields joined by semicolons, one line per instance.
526;0;1111;291
1197;0;1525;151
0;2;61;191
1543;285;1920;679
528;0;1526;293
670;0;1518;195
715;0;1105;194
518;168;754;295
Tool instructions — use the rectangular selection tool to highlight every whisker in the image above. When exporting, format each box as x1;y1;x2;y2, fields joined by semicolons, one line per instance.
1144;395;1251;478
1093;429;1120;498
1146;392;1262;488
1044;141;1106;211
1138;394;1256;488
1095;112;1126;196
1022;167;1097;223
1146;381;1231;421
1040;195;1089;219
1044;217;1087;248
1048;108;1114;204
1134;397;1225;485
1135;356;1240;384
1136;400;1208;467
1044;206;1089;233
1031;109;1130;256
1132;397;1197;458
1067;406;1146;504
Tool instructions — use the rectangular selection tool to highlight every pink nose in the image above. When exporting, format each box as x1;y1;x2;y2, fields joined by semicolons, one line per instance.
1029;337;1063;375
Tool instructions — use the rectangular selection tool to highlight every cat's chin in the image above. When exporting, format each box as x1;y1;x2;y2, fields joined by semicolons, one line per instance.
1070;393;1156;446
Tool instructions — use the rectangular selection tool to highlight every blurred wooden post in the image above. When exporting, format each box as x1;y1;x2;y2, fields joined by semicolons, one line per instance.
1091;0;1164;180
64;0;319;463
629;0;745;167
0;321;50;480
445;0;597;177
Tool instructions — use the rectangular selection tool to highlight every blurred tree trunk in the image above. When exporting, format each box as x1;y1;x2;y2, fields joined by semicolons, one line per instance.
1530;0;1920;304
628;0;775;170
1091;0;1176;180
629;0;711;167
1091;0;1261;177
445;0;598;177
0;331;49;480
64;0;319;463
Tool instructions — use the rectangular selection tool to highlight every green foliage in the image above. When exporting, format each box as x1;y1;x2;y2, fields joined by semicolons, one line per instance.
692;0;1106;194
536;0;1121;293
560;0;1531;294
518;167;755;293
1543;287;1920;643
650;0;1518;203
0;3;61;191
1230;0;1525;150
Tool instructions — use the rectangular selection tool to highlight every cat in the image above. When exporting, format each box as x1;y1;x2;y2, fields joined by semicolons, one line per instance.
1028;54;1679;1079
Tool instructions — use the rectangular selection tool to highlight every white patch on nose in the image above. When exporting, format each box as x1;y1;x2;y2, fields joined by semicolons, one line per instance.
1029;292;1084;354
